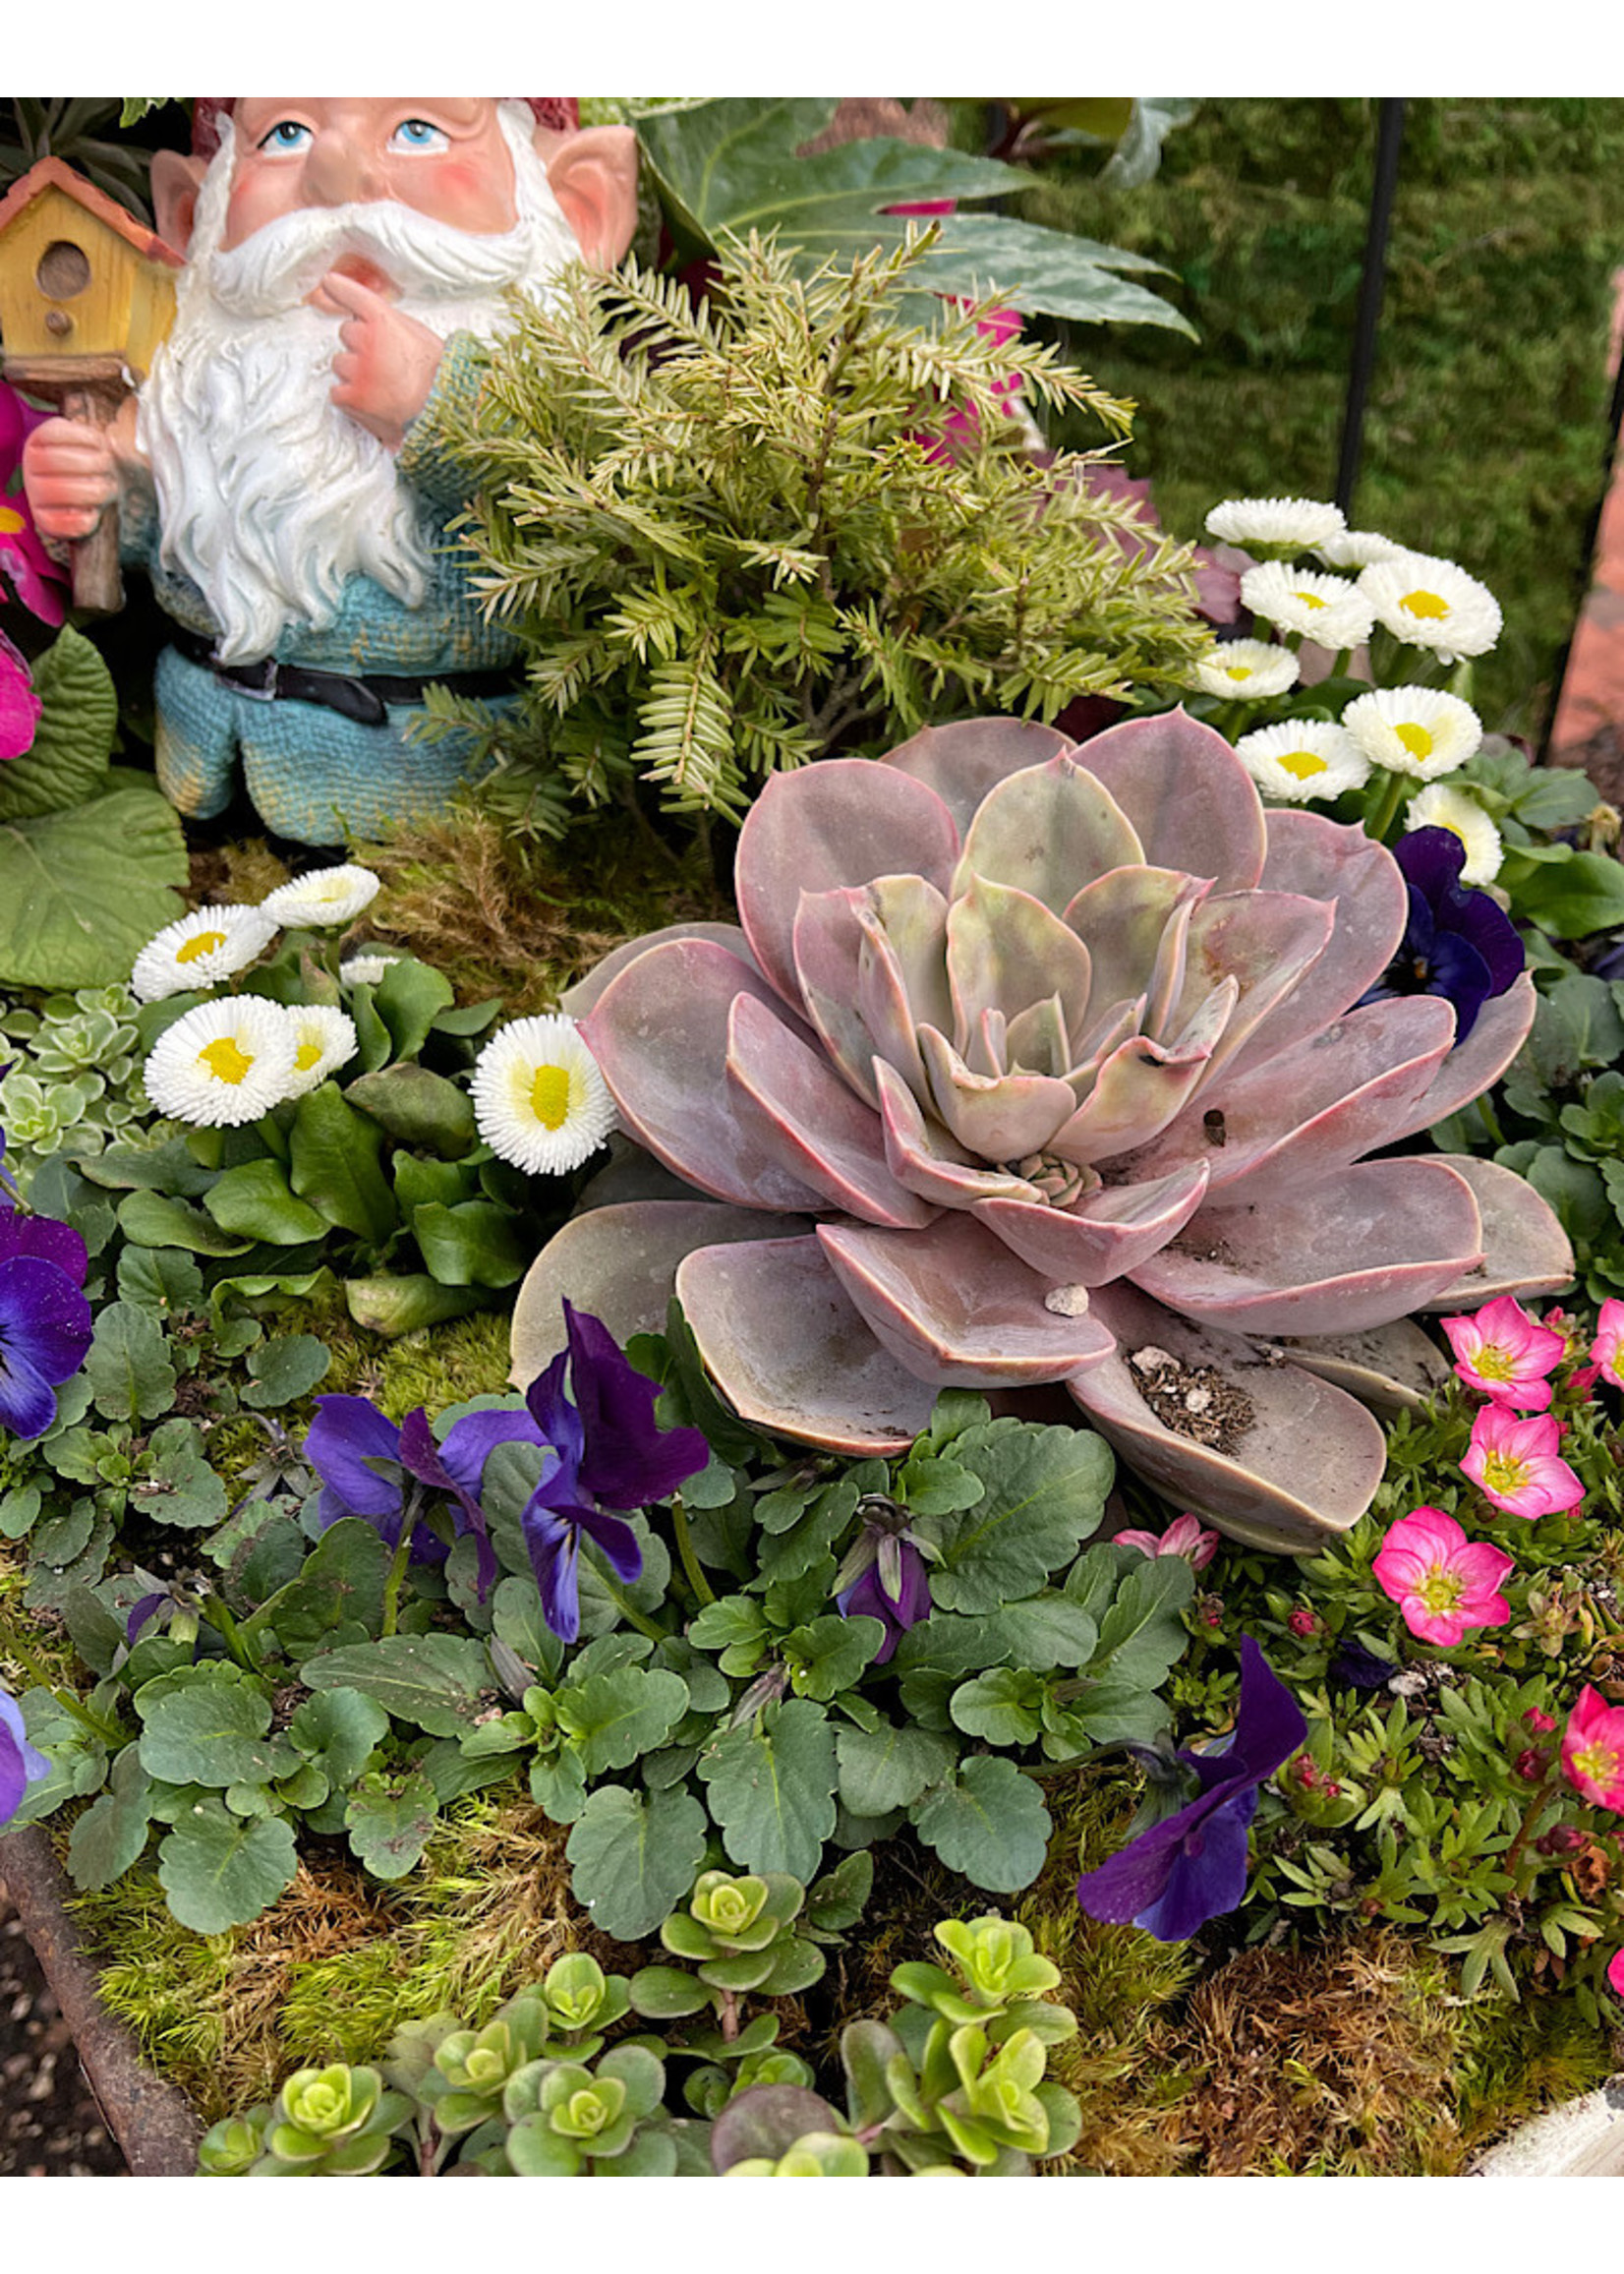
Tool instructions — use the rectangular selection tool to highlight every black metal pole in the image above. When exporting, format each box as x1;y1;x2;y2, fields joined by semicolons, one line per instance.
1335;98;1406;516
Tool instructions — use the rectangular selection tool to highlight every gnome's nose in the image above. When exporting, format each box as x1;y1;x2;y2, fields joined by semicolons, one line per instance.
303;132;386;206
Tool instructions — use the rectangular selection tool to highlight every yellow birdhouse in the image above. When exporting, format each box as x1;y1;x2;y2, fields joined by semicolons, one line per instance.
0;154;181;374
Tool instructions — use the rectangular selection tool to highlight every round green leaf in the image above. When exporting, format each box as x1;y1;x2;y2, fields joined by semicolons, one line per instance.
911;1756;1052;1893
566;1783;709;1942
157;1802;300;1932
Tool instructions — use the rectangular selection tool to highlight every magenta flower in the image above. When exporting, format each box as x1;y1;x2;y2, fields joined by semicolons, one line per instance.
1560;1685;1624;1814
1441;1294;1566;1411
1592;1299;1624;1392
1112;1513;1220;1571
0;627;40;763
1371;1505;1514;1646
0;384;68;627
1;1684;51;1829
1460;1405;1585;1519
1608;1948;1624;2002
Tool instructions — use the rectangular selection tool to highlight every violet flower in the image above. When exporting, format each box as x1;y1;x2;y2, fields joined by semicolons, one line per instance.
517;1300;708;1644
0;1194;93;1440
837;1538;932;1664
1;1684;51;1830
1357;826;1522;1045
1074;1636;1306;1942
303;1393;534;1599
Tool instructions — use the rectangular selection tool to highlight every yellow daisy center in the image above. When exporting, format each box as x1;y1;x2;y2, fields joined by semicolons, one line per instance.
1474;1341;1514;1381
1277;748;1328;782
177;928;227;964
530;1063;572;1130
1481;1450;1530;1496
0;504;25;536
1401;586;1450;620
199;1036;254;1085
296;1040;323;1072
1223;664;1254;682
1395;722;1434;760
1294;590;1327;610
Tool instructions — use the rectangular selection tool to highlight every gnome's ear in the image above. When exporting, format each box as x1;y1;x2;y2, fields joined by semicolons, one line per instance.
152;150;210;257
537;124;639;266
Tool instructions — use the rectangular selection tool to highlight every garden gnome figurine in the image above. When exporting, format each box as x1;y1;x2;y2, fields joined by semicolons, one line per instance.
22;99;638;845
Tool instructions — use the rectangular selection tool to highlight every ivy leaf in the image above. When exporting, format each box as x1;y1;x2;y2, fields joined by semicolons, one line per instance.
83;1302;178;1424
929;1423;1113;1614
302;1634;496;1735
288;1082;397;1245
344;1770;439;1880
137;1675;291;1788
698;1698;839;1882
240;1334;331;1410
910;1755;1052;1893
0;623;114;821
835;1720;957;1816
555;1665;691;1779
157;1801;300;1932
66;1744;154;1891
566;1783;710;1942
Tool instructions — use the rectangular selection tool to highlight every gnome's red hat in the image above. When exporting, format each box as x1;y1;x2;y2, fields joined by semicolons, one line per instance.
190;97;580;158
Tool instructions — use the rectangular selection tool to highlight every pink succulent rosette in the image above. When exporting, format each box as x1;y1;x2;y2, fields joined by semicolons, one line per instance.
1440;1294;1566;1411
1560;1684;1624;1814
1111;1512;1220;1569
513;712;1571;1549
1460;1405;1585;1519
1370;1505;1513;1646
1592;1298;1624;1392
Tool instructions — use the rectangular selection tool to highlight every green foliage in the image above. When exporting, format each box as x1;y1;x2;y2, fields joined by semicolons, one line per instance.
435;230;1212;830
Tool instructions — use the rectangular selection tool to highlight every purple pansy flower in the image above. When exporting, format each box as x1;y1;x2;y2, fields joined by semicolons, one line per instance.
0;627;41;762
0;1228;94;1440
1358;826;1523;1046
516;1300;709;1645
1074;1636;1306;1942
1;383;68;627
836;1539;932;1664
2;1685;52;1829
303;1394;534;1600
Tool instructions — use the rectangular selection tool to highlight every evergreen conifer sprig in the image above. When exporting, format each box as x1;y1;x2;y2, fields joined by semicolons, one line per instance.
428;229;1213;830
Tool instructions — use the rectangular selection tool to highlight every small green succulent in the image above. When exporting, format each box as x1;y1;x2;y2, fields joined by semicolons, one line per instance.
257;2064;411;2176
502;2045;672;2176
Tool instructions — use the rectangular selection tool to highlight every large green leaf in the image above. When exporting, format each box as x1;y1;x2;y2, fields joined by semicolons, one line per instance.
344;1770;438;1880
910;1754;1052;1893
0;783;187;986
565;1782;710;1942
302;1634;495;1736
137;1676;287;1788
289;1082;397;1245
636;98;1189;333
697;1698;839;1882
83;1301;178;1424
0;623;115;821
930;1423;1114;1615
835;1720;957;1816
156;1801;299;1932
65;1744;154;1892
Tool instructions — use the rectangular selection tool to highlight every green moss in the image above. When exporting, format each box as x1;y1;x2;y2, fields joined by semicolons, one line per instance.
1453;1978;1620;2157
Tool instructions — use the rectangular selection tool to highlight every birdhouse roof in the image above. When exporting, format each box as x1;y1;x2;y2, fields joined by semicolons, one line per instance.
0;156;184;268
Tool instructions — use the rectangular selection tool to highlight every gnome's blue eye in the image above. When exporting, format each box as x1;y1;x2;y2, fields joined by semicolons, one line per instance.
260;120;312;152
390;118;448;152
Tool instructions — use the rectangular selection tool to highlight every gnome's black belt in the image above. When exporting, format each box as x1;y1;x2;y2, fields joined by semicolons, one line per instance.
170;629;519;729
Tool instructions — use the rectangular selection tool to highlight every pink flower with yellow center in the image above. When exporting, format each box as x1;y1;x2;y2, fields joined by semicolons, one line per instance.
1560;1685;1624;1814
1112;1512;1220;1570
1440;1294;1566;1410
1592;1298;1624;1392
1460;1405;1585;1519
1370;1506;1514;1646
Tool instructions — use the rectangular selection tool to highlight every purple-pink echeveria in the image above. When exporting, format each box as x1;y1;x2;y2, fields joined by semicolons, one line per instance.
1;1685;51;1829
515;711;1569;1549
1074;1635;1306;1941
1371;1505;1514;1646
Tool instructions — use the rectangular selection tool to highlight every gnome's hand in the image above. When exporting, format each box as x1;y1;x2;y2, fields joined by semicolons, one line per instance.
22;407;136;539
319;270;446;452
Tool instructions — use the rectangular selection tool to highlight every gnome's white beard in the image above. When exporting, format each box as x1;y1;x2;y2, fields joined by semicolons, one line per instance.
139;107;579;663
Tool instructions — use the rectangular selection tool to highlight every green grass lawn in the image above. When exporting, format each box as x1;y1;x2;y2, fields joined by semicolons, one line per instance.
1000;97;1624;741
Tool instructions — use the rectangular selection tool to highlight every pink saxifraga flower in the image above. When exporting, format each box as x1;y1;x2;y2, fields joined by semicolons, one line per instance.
1592;1298;1624;1392
1560;1684;1624;1814
1371;1506;1514;1647
1460;1405;1585;1519
1112;1512;1220;1571
1441;1294;1566;1411
1608;1948;1624;2002
0;626;41;762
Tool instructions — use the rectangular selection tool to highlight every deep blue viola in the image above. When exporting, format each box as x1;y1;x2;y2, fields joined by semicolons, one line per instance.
1359;826;1523;1046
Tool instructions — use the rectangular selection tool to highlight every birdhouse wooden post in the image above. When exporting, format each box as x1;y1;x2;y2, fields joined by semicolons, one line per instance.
0;156;181;612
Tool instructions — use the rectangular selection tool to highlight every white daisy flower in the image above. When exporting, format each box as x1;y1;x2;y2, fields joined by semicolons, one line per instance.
471;1015;617;1176
143;998;300;1128
130;904;276;1004
1189;640;1301;701
1205;496;1345;551
1240;561;1376;651
1359;550;1502;662
339;951;401;987
261;864;381;929
1316;528;1407;569
1234;720;1371;804
1405;784;1504;886
284;1006;360;1097
1341;686;1482;782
